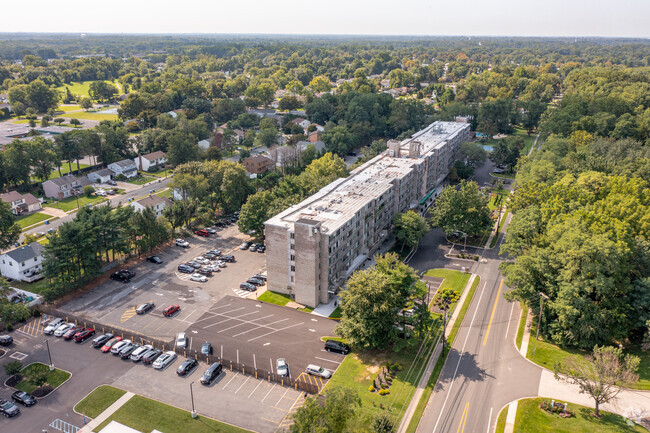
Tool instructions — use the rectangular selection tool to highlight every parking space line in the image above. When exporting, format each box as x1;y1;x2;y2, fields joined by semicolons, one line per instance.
179;309;197;322
247;322;304;342
222;373;238;390
230;318;289;337
261;384;276;403
234;377;250;394
276;388;290;406
248;379;263;398
314;356;342;364
261;417;279;424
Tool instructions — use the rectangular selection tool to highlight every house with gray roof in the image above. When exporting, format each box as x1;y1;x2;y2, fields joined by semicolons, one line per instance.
129;194;169;217
108;159;138;179
88;168;115;184
0;243;45;282
0;191;42;215
42;174;92;200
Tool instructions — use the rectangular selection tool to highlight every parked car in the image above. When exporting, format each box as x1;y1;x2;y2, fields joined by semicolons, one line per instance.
120;343;140;359
176;332;187;349
43;318;64;335
111;339;132;355
195;268;212;277
194;229;210;237
176;358;198;376
92;333;113;348
239;282;256;291
74;328;95;343
111;269;135;283
204;252;217;260
175;239;190;248
162;305;180;317
492;168;505;174
186;261;202;269
0;399;20;417
177;264;194;274
306;364;332;379
130;344;153;362
221;254;235;263
201;342;212;355
257;246;266;253
101;336;122;353
202;264;220;273
324;340;350;355
247;278;264;286
252;274;267;281
207;249;221;256
142;348;163;365
249;244;258;252
276;358;289;376
136;302;155;314
0;335;13;346
190;273;208;282
153;351;177;370
204;228;217;234
239;242;251;250
53;323;74;337
11;391;35;407
147;255;163;264
200;362;223;385
212;260;226;268
63;325;84;340
194;257;210;264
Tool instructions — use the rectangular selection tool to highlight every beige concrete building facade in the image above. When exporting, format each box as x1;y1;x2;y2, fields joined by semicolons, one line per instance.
264;121;470;308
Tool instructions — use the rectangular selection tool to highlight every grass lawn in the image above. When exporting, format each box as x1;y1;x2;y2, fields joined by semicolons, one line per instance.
424;269;471;301
488;188;509;211
31;163;90;182
495;405;508;433
16;212;50;229
257;290;291;306
55;105;82;113
505;398;647;433
48;195;107;212
405;276;480;433
75;385;127;419
62;111;118;121
56;81;118;98
141;168;170;178
12;119;31;124
515;304;529;351
298;306;314;313
514;126;537;155
15;363;70;394
490;208;510;249
154;189;172;199
126;175;156;185
10;278;49;295
94;395;252;433
329;306;342;319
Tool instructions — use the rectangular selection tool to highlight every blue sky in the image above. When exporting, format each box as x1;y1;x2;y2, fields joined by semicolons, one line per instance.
3;0;649;37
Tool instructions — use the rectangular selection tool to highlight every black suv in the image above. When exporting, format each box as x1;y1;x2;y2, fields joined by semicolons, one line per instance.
221;254;235;263
111;269;135;283
0;335;13;346
200;362;223;385
324;340;351;355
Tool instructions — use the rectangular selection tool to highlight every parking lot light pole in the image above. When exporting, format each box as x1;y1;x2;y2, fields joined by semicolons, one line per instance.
45;339;54;371
190;381;197;418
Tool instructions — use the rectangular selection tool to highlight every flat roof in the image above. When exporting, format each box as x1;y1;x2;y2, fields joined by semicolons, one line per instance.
399;121;468;156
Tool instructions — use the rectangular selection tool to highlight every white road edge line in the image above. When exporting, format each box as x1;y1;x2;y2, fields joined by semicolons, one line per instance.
505;302;515;339
487;407;493;433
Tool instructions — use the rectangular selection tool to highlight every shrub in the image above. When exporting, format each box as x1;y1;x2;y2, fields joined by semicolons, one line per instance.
368;385;375;392
4;361;22;376
33;309;41;317
27;364;50;387
6;323;12;331
83;185;95;197
378;389;390;396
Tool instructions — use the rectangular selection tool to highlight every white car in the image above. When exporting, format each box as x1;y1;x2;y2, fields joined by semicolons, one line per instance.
54;323;74;337
43;318;64;335
211;260;226;268
153;351;177;370
190;273;207;282
276;358;289;376
306;364;332;379
130;344;153;362
176;332;187;349
203;264;220;272
110;339;132;354
194;257;209;264
95;188;106;196
175;239;190;248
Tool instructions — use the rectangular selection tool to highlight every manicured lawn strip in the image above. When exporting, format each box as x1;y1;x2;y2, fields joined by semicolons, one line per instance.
93;395;252;433
62;111;118;121
405;276;480;433
514;127;537;155
329;306;342;319
55;81;118;98
513;397;646;432
494;404;508;433
75;385;126;419
298;306;314;313
56;105;82;113
625;345;650;390
48;195;107;212
141;168;169;178
515;304;528;351
490;207;510;249
10;278;49;294
154;189;172;199
15;363;70;394
126;175;156;185
257;290;291;306
424;269;471;294
16;212;50;229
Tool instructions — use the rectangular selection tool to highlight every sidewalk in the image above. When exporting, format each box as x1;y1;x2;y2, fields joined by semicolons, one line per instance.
311;295;338;317
397;273;477;433
78;391;135;433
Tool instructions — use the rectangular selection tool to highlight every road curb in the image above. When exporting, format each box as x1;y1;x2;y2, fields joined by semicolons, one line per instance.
3;362;73;400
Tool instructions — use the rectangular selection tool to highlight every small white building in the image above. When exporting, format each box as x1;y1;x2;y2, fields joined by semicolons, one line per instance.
0;191;42;215
108;159;138;179
291;117;311;130
87;168;115;184
0;243;45;283
135;151;167;172
129;195;169;218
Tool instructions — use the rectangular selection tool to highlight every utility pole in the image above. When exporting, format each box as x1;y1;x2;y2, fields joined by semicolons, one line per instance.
45;340;54;371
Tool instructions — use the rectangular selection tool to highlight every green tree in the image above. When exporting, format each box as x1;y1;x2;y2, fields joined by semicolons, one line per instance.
27;136;59;182
393;211;429;250
554;345;640;417
26;364;50;387
290;387;361;433
245;82;276;107
429;180;491;238
79;97;93;110
309;76;332;93
322;126;354;156
167;131;202;166
4;140;32;187
435;287;459;351
257;127;279;147
88;81;118;102
278;95;302;111
237;190;274;237
3;360;22;376
490;136;521;170
83;185;95;197
70;118;81;128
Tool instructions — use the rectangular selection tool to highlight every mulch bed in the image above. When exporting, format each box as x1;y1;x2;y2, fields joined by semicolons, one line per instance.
32;385;54;397
5;374;22;387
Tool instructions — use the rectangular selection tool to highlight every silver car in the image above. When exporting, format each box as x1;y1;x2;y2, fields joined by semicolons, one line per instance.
176;332;187;349
130;344;153;362
110;339;131;354
306;364;332;379
153;351;177;370
43;318;64;335
54;323;74;337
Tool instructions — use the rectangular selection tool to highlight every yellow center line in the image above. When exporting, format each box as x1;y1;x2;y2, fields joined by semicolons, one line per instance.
483;279;504;346
456;402;469;433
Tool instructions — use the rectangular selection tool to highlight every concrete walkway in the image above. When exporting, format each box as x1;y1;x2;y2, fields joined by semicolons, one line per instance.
41;206;69;218
311;295;339;317
518;308;532;357
78;391;135;433
397;273;477;433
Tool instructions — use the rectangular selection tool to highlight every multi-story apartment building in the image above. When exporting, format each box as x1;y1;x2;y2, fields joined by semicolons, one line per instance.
264;121;470;308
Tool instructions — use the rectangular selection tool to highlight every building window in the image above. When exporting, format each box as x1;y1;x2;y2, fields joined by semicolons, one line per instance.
291;266;295;272
290;276;294;282
290;243;295;250
290;233;295;239
290;255;295;261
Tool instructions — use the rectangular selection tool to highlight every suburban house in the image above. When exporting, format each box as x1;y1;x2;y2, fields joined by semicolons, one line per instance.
129;194;169;217
308;130;322;143
135;151;167;172
108;159;138;179
43;175;92;200
243;155;275;175
0;243;45;283
87;168;115;184
0;191;42;215
290;117;311;130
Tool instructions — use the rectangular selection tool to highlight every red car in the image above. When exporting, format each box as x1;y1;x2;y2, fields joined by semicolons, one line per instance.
100;336;123;353
63;325;84;340
194;229;210;237
74;328;95;343
163;304;180;317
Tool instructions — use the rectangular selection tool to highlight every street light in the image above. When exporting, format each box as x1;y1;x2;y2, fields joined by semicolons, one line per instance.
45;339;54;371
189;381;197;418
